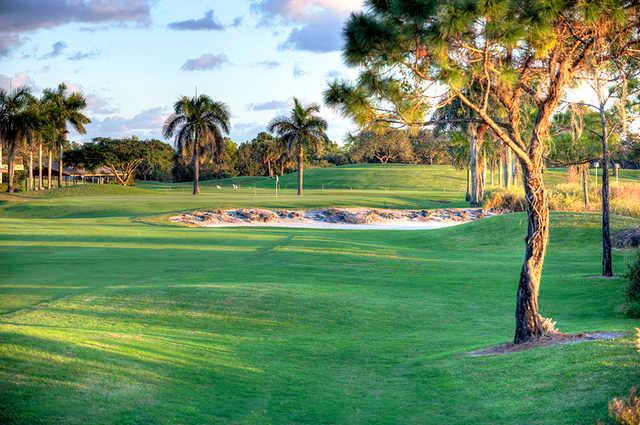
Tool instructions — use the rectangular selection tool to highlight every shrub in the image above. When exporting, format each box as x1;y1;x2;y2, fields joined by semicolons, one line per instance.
606;387;640;425
482;189;527;211
624;251;640;318
483;183;640;218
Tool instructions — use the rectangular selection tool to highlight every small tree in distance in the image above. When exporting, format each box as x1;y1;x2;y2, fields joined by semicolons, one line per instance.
348;129;414;164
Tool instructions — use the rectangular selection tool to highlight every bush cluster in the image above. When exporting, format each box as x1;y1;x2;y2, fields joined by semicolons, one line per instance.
625;252;640;318
601;387;640;425
482;183;640;218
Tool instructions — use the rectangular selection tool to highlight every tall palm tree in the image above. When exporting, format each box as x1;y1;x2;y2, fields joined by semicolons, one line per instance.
163;94;230;195
24;96;50;192
42;83;90;188
0;87;33;193
268;98;328;196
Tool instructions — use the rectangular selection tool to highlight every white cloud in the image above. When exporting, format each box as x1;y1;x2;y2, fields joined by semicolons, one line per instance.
231;122;266;142
251;0;363;22
0;72;36;90
181;53;229;71
247;99;289;111
251;0;363;52
0;33;24;58
76;106;169;141
0;0;151;33
293;63;307;78
40;41;68;59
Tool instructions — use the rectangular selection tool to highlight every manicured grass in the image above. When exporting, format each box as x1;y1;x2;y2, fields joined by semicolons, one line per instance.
1;164;639;424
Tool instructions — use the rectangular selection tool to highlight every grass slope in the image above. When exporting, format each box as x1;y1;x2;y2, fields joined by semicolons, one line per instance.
1;164;639;424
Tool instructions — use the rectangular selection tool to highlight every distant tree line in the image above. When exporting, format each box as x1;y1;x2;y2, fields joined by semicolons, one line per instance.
59;124;639;189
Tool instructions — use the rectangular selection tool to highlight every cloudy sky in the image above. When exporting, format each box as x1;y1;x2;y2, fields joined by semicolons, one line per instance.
0;0;364;144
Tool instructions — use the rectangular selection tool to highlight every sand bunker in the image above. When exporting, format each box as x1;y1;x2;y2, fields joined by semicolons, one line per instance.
170;207;497;230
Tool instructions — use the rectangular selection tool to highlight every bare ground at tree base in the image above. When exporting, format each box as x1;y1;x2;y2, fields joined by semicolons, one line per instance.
468;332;625;356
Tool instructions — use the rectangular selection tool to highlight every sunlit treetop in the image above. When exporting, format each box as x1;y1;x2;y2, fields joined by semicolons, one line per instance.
327;0;639;158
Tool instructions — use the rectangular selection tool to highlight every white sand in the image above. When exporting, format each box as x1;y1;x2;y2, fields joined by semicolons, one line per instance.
196;220;463;230
171;207;496;230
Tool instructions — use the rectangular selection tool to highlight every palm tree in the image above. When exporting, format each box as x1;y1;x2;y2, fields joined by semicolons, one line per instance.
24;96;50;192
163;95;230;195
0;87;33;193
268;98;328;196
42;83;90;188
43;120;60;190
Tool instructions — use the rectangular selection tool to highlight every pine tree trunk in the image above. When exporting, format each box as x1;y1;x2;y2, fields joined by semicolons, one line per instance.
469;127;479;206
503;147;511;188
58;145;63;188
469;125;487;206
193;142;200;195
48;149;53;190
482;154;487;194
465;166;470;202
490;159;494;186
581;165;589;209
600;111;613;277
297;145;304;196
514;161;549;343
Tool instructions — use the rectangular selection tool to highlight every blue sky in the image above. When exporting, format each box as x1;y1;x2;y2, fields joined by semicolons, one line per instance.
0;0;364;144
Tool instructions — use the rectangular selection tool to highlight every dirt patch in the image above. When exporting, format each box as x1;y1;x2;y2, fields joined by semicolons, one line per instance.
468;331;625;356
170;207;499;229
614;227;640;249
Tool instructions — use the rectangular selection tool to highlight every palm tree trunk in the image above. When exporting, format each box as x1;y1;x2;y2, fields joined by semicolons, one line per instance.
7;141;16;193
28;148;34;192
38;142;43;191
498;157;503;187
47;149;52;190
0;142;3;185
193;142;200;195
58;144;63;188
297;145;304;196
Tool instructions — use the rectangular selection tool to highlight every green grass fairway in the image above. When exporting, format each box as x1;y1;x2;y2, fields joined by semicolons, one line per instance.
1;165;639;424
